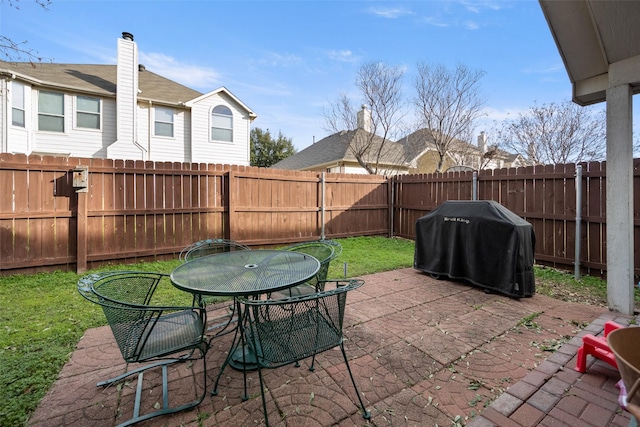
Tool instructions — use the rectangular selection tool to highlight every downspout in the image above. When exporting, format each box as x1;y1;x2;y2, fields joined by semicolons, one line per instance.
247;114;252;165
2;77;9;153
148;100;152;157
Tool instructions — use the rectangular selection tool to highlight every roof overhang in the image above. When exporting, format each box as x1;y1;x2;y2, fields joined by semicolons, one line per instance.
539;0;640;106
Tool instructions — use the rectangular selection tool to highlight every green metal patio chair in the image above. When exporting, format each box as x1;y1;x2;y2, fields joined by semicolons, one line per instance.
179;238;251;335
272;240;342;298
241;279;370;426
77;271;209;427
179;238;250;263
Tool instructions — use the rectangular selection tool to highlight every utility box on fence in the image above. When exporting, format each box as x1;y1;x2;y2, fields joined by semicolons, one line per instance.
414;200;536;298
72;166;88;192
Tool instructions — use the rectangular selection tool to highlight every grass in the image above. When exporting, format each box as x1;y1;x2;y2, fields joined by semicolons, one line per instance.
0;236;415;427
534;264;640;308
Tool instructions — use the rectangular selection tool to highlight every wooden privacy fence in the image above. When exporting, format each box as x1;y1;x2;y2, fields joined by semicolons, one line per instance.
0;154;389;274
1;153;639;278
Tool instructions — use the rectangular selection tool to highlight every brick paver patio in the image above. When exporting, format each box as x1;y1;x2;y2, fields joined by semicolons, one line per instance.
29;268;636;426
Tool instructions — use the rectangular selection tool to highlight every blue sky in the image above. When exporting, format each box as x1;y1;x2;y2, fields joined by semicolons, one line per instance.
1;0;618;151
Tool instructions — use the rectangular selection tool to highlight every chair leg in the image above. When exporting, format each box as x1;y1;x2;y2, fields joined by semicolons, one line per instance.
98;351;208;427
256;366;271;427
340;343;371;420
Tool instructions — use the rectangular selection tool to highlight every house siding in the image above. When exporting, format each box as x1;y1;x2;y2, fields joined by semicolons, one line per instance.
141;106;191;163
5;80;31;154
30;92;118;158
190;92;250;166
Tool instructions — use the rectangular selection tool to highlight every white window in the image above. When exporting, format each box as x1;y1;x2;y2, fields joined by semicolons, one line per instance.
38;91;65;132
76;96;101;129
154;107;174;137
11;82;25;127
211;105;233;142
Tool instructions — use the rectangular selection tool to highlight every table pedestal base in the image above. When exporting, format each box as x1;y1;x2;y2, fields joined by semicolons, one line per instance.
229;344;258;371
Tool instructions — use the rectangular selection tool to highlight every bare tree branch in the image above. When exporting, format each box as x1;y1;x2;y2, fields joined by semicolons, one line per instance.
413;62;486;172
499;100;606;165
322;92;357;133
1;0;52;63
323;61;407;175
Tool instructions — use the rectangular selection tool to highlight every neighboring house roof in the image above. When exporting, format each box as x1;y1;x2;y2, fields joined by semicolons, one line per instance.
399;128;443;161
0;61;203;106
398;128;525;168
272;128;407;171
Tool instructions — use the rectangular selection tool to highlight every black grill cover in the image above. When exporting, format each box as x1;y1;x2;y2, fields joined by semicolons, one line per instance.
414;200;535;298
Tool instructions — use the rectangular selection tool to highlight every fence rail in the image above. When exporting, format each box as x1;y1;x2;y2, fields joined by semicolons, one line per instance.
1;153;638;278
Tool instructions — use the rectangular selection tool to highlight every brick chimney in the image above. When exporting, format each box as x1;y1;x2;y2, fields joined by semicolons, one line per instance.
477;131;488;153
357;104;372;133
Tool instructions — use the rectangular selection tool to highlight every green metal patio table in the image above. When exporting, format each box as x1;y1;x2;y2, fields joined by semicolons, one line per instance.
170;249;320;399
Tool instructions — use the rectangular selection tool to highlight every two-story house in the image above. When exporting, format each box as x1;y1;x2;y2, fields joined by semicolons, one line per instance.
0;32;256;164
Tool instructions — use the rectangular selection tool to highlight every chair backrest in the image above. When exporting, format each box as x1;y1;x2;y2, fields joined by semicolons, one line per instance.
322;239;343;260
180;238;250;263
243;279;363;368
282;241;338;285
78;271;205;363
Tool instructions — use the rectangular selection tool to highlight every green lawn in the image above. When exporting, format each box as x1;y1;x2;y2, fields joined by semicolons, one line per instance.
0;236;415;427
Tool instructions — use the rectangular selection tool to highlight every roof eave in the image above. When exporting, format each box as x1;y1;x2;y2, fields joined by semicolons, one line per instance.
0;68;115;97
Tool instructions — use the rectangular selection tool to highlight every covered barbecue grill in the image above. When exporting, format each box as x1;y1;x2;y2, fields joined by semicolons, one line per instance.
414;200;535;298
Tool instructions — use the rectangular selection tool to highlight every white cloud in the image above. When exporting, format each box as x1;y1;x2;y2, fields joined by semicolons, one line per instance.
475;106;527;130
521;63;565;75
421;16;450;27
139;52;220;89
254;51;303;68
327;49;358;63
461;0;507;13
464;20;480;30
368;6;414;19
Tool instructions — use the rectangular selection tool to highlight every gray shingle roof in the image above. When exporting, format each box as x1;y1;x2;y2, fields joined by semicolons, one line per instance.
0;61;202;105
273;128;407;170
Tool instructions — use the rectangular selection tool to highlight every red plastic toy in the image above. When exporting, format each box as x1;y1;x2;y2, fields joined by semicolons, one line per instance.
575;321;623;373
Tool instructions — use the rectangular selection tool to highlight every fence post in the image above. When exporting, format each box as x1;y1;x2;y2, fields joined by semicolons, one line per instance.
472;171;478;201
574;164;582;280
389;176;394;238
73;165;89;274
226;170;234;241
320;172;325;240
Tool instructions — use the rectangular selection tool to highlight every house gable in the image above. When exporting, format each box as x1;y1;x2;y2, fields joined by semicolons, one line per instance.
186;87;256;165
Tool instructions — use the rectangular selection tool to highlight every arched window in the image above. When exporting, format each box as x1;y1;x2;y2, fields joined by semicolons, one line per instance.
211;105;233;142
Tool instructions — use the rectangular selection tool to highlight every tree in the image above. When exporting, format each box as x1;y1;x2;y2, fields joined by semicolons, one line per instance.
250;128;296;167
323;61;407;174
498;100;606;165
413;62;486;173
1;0;51;62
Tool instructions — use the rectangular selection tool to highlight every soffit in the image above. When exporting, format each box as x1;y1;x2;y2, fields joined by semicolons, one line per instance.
539;0;640;105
